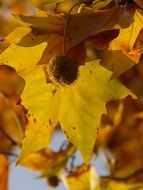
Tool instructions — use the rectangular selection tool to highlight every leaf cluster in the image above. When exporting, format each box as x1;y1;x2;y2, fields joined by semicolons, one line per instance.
0;0;143;189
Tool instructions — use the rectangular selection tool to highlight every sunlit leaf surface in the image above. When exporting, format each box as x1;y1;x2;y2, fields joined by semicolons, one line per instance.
110;9;143;62
59;61;135;162
63;166;99;190
14;59;135;163
17;66;60;162
0;42;47;77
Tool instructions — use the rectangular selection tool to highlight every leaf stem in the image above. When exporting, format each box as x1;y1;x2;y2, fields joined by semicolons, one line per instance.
63;1;91;55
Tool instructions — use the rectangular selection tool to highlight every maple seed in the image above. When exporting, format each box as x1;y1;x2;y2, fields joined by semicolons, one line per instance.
47;55;79;86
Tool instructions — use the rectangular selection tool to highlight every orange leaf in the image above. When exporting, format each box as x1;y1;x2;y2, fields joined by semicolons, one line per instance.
0;155;8;190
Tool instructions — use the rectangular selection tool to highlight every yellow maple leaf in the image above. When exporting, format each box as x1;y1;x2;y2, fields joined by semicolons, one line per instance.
110;9;143;63
0;42;47;77
14;59;135;163
62;165;99;190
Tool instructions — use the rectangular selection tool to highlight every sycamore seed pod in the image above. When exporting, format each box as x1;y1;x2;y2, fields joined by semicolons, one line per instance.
47;55;79;86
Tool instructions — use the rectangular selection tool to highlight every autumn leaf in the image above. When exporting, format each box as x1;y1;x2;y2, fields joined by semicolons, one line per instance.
21;144;75;188
24;3;136;41
0;42;47;77
0;27;31;54
0;1;138;164
0;66;25;151
4;27;31;45
62;165;99;190
40;0;64;4
100;50;136;78
21;144;75;176
17;66;60;162
88;30;119;50
58;61;135;162
107;181;143;190
134;0;143;9
0;65;25;101
13;59;135;163
7;3;136;66
95;97;143;183
98;9;143;77
0;9;137;163
66;5;135;48
0;42;47;155
95;178;143;190
56;0;89;14
1;1;143;190
93;0;112;10
0;1;137;79
14;13;64;32
109;9;143;63
0;155;8;190
0;92;24;146
103;97;143;179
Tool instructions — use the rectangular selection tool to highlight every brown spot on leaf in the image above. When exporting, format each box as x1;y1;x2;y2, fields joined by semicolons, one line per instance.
17;103;30;125
17;98;22;105
19;104;29;125
52;89;57;95
96;127;99;134
32;27;49;35
20;103;28;115
0;38;4;43
63;130;69;138
49;119;52;126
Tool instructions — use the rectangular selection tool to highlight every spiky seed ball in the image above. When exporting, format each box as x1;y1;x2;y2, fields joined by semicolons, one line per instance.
47;55;79;86
47;176;60;187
